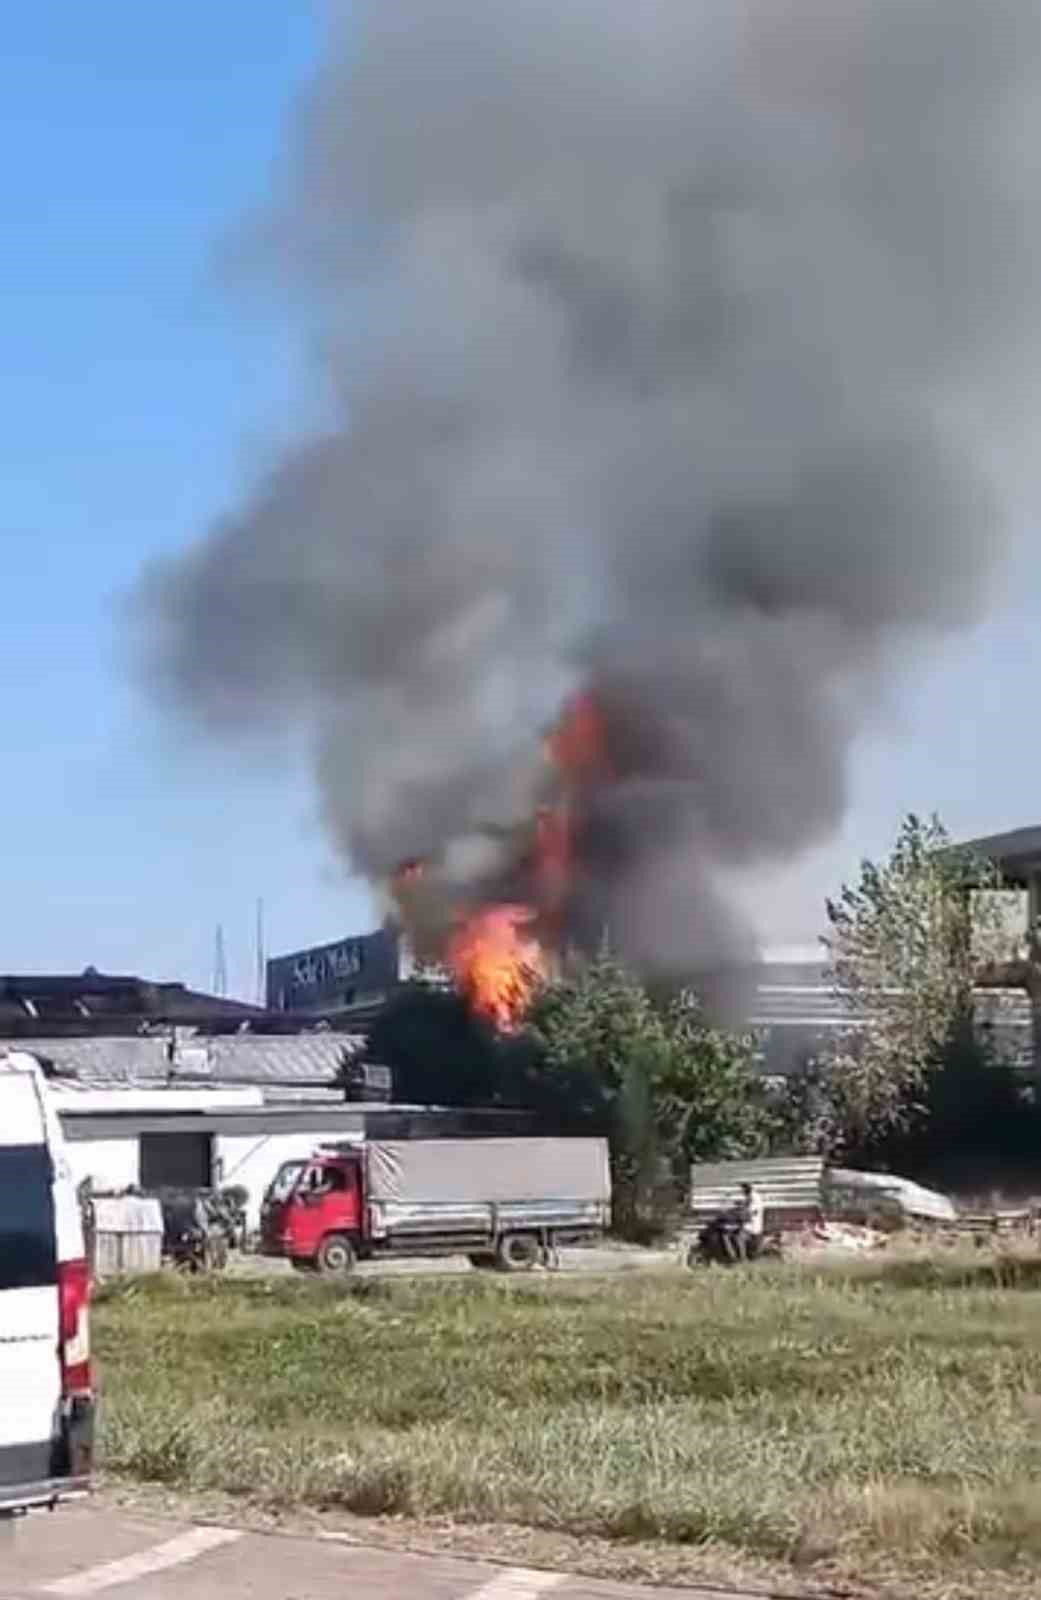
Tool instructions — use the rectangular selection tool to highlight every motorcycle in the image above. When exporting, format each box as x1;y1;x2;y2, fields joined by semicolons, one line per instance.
683;1211;782;1268
156;1191;230;1274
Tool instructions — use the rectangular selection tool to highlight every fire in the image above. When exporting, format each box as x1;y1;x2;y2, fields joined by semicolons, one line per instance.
546;690;610;781
535;803;572;927
446;904;546;1032
391;690;611;1032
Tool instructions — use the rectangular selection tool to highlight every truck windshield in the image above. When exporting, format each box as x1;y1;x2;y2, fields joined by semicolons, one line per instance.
268;1161;305;1203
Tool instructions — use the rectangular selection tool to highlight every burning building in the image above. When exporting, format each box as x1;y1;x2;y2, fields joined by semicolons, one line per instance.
136;1;1041;1027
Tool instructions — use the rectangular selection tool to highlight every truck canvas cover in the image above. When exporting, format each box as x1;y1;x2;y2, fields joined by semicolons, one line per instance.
366;1137;610;1206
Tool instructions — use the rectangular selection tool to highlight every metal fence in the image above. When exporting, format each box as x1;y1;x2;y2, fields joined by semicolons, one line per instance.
688;1156;825;1227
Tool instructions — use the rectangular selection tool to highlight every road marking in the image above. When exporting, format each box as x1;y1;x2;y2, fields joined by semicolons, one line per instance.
41;1526;243;1596
466;1570;567;1599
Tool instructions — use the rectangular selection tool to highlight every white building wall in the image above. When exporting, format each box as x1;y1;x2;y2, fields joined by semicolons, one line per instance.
65;1136;140;1193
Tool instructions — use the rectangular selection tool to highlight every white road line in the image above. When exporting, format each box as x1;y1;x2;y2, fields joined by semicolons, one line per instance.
41;1526;243;1597
466;1569;568;1599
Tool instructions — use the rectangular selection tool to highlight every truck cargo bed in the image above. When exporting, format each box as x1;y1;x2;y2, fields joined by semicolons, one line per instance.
365;1138;611;1245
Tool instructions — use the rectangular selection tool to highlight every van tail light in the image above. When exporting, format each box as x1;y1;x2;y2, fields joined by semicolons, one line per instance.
58;1259;92;1397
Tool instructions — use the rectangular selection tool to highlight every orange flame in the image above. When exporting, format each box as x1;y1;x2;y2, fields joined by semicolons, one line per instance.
546;690;611;781
536;690;611;936
392;692;611;1031
446;904;546;1032
535;804;572;927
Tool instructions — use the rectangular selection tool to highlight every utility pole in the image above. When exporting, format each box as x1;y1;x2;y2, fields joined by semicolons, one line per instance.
213;924;228;999
254;898;266;1007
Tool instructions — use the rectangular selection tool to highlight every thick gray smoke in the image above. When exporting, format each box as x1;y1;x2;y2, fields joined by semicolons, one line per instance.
138;0;1041;973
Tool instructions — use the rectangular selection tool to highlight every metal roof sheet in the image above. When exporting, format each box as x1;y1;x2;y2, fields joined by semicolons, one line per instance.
0;1033;357;1087
689;1156;825;1221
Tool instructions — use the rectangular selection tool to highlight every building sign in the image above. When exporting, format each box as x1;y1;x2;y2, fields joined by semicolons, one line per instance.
291;940;364;990
266;928;400;1013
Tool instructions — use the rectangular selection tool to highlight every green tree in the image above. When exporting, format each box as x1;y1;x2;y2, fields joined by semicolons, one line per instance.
659;990;775;1162
524;955;769;1234
364;957;774;1233
820;812;1011;1152
869;1016;1036;1187
365;979;501;1106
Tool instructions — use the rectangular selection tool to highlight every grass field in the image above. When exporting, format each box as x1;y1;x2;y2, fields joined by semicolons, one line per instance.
94;1255;1041;1597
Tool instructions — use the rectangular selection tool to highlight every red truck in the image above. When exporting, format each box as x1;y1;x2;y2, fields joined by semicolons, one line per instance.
260;1136;611;1276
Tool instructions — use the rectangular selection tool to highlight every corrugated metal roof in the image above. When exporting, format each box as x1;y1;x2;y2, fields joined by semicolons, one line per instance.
0;1033;359;1087
747;964;1034;1026
744;963;1034;1072
5;961;1034;1089
956;825;1041;877
6;1037;172;1080
191;1035;351;1083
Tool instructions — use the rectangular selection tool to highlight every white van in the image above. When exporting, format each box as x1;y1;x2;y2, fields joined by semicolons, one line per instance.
0;1053;93;1518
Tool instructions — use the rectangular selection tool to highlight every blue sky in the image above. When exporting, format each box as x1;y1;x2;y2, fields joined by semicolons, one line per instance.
0;4;372;995
0;4;1037;993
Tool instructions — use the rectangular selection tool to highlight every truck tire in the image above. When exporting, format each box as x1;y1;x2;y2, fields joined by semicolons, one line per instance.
495;1233;539;1272
317;1232;357;1279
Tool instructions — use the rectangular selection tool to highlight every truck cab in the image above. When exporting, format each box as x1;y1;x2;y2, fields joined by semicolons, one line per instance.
261;1153;363;1275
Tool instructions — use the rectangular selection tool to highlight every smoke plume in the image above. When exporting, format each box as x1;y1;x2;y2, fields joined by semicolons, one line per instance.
137;0;1041;974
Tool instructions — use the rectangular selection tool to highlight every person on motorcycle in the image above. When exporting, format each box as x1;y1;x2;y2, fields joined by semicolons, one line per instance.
727;1182;765;1260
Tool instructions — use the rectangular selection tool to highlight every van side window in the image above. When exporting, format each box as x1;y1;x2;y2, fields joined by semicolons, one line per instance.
0;1144;57;1290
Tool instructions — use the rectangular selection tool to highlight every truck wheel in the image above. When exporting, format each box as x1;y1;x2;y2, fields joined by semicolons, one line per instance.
317;1233;357;1279
495;1233;539;1272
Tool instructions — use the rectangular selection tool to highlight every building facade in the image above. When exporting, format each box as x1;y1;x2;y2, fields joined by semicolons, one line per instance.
265;928;403;1019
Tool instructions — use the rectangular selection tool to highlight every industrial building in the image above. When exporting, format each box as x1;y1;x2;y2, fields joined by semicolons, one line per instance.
0;970;266;1037
959;825;1041;914
9;815;1037;1207
45;1080;533;1231
264;921;1035;1081
741;949;1032;1075
265;927;405;1024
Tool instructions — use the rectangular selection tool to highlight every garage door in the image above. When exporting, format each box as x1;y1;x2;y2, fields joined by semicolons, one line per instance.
139;1132;212;1190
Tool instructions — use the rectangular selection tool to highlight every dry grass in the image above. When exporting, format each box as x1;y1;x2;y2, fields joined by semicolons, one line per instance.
93;1255;1041;1596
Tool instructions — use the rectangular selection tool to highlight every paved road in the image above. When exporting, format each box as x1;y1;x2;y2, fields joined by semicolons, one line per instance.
0;1506;745;1600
